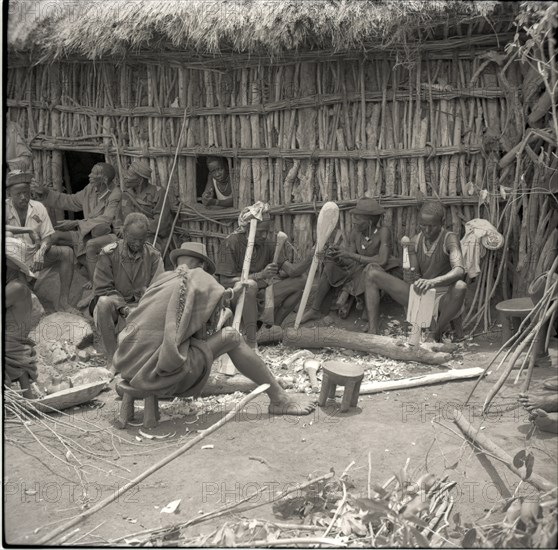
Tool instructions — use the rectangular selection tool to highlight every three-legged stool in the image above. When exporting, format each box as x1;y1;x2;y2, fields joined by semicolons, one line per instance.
318;361;364;412
116;381;160;429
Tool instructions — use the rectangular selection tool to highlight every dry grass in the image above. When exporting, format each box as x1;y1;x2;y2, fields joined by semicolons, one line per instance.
8;0;503;59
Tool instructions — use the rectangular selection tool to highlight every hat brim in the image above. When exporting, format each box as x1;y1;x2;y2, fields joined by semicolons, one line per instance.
350;207;385;216
169;249;216;274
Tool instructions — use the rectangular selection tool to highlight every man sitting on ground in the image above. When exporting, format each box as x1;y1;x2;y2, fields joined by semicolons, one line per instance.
113;242;316;416
91;213;164;374
364;201;466;341
32;162;121;291
301;197;399;324
5;247;40;398
113;160;171;249
201;156;234;208
6;170;77;314
216;209;309;347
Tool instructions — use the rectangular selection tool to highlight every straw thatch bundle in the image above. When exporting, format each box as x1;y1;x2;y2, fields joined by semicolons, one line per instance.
9;0;501;60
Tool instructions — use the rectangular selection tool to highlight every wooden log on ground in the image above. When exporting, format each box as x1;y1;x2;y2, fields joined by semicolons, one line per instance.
453;410;556;493
346;367;484;396
283;327;452;365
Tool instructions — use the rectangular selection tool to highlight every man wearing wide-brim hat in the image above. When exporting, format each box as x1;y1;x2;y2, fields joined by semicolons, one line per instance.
6;170;78;314
301;197;400;325
113;160;172;249
112;241;317;417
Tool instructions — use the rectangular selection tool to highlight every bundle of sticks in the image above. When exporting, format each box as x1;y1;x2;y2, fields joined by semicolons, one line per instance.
466;256;558;413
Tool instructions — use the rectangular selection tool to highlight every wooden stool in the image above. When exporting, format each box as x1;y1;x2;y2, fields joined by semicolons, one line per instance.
495;297;535;345
116;381;160;429
318;361;364;412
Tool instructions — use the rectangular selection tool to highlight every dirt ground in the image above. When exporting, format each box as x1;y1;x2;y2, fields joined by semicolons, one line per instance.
3;277;558;546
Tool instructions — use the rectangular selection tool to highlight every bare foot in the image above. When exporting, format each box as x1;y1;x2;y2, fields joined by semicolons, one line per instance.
300;308;322;324
529;409;558;434
268;394;317;416
519;392;558;413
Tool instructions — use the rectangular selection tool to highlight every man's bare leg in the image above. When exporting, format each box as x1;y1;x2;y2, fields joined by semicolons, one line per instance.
435;281;467;341
233;280;258;349
44;246;78;314
85;235;117;281
364;270;410;333
272;277;304;326
300;274;332;324
94;296;120;374
207;327;316;415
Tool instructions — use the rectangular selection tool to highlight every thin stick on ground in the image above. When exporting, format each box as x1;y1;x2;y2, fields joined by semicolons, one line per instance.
35;384;270;545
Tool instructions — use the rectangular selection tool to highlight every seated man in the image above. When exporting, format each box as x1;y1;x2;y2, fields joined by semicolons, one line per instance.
365;201;467;341
113;241;316;416
216;210;309;347
200;156;234;208
31;162;121;287
113;160;171;249
91;213;164;374
301;197;399;324
5;248;40;398
6;171;77;314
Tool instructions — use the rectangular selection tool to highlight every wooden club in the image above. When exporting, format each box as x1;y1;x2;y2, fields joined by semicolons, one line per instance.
260;231;289;326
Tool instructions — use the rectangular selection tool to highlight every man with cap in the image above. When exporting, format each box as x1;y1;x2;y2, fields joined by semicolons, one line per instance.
31;162;121;286
92;212;164;374
301;197;399;324
365;201;467;341
216;207;310;342
114;160;172;248
5;242;42;398
5;170;78;314
201;156;234;208
112;241;317;416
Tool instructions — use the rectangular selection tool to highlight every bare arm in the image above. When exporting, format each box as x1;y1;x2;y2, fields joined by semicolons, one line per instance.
43;187;86;212
359;227;391;266
414;233;465;292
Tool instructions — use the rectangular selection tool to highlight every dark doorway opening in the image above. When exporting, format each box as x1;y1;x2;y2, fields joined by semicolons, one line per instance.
62;151;105;220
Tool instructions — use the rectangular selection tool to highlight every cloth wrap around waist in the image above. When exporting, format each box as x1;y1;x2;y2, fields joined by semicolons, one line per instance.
113;267;225;397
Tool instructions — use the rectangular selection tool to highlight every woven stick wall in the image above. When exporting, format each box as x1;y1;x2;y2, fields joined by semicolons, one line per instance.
6;30;557;331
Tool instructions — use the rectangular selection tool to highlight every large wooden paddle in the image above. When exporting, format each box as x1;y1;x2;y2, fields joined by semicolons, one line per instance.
260;231;289;326
217;217;259;375
407;286;436;346
294;202;340;330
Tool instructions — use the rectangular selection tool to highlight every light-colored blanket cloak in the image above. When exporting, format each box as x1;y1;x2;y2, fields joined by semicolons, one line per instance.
113;267;224;396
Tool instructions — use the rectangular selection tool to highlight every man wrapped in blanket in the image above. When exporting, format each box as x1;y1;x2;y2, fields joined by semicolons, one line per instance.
112;241;317;416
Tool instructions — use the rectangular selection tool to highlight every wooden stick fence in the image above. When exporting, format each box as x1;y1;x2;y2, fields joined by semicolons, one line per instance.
7;32;557;313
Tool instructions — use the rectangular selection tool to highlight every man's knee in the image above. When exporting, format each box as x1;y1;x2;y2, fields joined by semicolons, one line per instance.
245;279;258;296
7;280;31;300
96;296;118;313
47;245;74;264
365;266;382;285
454;280;467;293
220;326;242;344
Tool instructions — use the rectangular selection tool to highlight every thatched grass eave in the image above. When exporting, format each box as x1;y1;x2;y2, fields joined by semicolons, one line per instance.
7;0;515;62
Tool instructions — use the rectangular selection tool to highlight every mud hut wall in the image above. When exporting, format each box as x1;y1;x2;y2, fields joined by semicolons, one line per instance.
7;51;549;296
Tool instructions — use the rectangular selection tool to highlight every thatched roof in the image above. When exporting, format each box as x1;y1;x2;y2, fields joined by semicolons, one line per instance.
9;0;513;61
